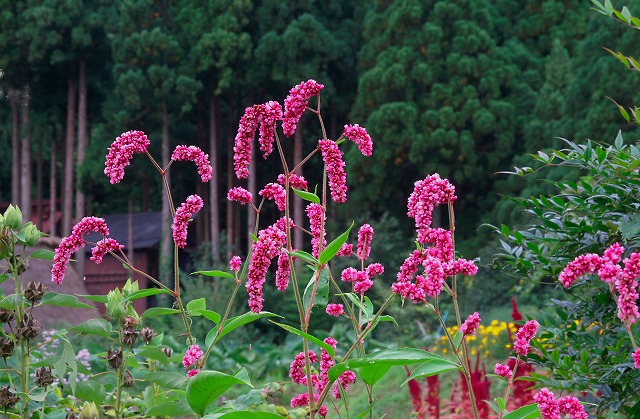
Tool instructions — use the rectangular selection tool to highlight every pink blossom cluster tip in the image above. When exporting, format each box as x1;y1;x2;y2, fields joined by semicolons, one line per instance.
633;348;640;368
514;319;539;357
343;124;373;156
341;265;382;295
91;238;124;264
172;195;204;249
229;256;242;273
318;139;347;203
357;224;374;261
171;145;213;182
306;203;326;259
278;173;308;190
52;217;110;284
182;344;203;370
533;388;588;419
460;312;481;336
259;183;287;211
326;303;345;317
407;174;457;243
227;187;253;205
494;363;513;380
246;220;287;312
104;130;150;184
283;79;324;137
275;250;290;291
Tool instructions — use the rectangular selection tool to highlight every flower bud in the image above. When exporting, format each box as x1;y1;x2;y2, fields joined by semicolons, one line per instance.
79;402;99;419
0;386;18;409
122;326;138;347
33;366;54;388
24;282;47;304
123;370;135;388
0;338;14;358
3;205;22;230
140;327;156;344
16;314;41;341
107;347;123;369
23;223;43;246
0;309;15;324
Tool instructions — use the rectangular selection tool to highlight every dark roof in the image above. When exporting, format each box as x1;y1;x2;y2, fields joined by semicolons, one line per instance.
84;212;162;251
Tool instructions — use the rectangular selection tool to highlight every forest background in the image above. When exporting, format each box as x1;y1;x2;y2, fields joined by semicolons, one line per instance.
1;0;639;319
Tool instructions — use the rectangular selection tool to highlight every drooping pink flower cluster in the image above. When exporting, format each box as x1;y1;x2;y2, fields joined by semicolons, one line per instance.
278;173;308;190
183;344;203;376
288;337;356;417
104;130;150;184
259;183;287;211
343;124;373;156
52;217;111;284
171;145;213;182
392;174;477;303
514;319;539;357
187;369;200;378
533;388;588;419
246;220;287;312
306;203;326;258
172;195;204;249
336;243;353;257
357;224;374;261
227;187;253;205
229;256;242;273
326;303;345;317
283;79;324;137
318;139;347;203
559;243;640;323
494;363;513;380
460;312;481;336
633;348;640;368
91;238;124;264
341;266;381;295
233;102;283;178
275;250;290;291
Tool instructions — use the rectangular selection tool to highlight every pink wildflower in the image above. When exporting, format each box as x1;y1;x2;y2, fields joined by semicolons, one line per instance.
187;369;200;378
257;101;283;158
326;303;345;317
227;187;253;205
558;253;602;288
420;257;446;298
357;224;374;261
366;263;384;279
557;396;588;419
407;174;457;243
104;130;150;184
343;124;373;156
336;243;353;257
514;319;539;357
172;195;204;249
306;203;326;258
171;145;213;182
617;253;640;323
259;183;287;211
283;80;324;137
233;106;260;178
354;278;374;294
533;388;561;419
246;222;287;312
229;256;242;273
278;173;308;190
289;350;318;386
446;258;479;277
275;250;290;291
90;238;124;264
52;217;110;284
318;139;348;203
494;363;513;380
460;312;481;336
182;344;203;369
633;348;640;368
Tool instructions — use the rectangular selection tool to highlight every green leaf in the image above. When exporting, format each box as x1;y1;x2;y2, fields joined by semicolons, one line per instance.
147;400;193;416
122;288;171;303
0;294;22;310
502;403;540;419
303;267;330;311
269;321;335;357
187;298;207;314
250;233;258;243
136;347;170;366
17;389;48;403
289;250;318;266
319;222;354;265
75;380;106;405
70;318;113;338
192;270;235;280
40;293;96;310
77;294;108;304
293;188;320;204
402;356;463;385
215;312;282;343
213;412;286;419
29;249;55;260
496;397;506;411
186;368;253;416
144;371;187;390
453;331;463;350
141;307;181;318
615;130;624;149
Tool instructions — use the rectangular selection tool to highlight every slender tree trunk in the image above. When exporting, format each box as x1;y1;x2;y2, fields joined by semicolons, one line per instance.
293;129;303;250
37;135;43;229
10;90;20;206
20;86;31;223
209;95;220;261
75;59;87;277
49;138;57;237
161;99;171;281
62;76;76;235
128;196;135;265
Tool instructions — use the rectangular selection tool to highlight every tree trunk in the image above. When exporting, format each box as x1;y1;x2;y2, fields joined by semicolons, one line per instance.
62;76;76;235
37;135;43;229
128;196;135;265
75;59;87;277
209;95;220;261
161;99;171;281
10;90;20;206
19;86;31;223
293;129;303;250
49;138;57;237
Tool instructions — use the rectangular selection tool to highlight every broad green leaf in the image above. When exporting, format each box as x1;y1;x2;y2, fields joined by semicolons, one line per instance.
289;250;318;266
29;249;55;260
502;403;540;419
215;312;282;343
303;267;329;311
197;309;222;324
17;389;48;402
341;293;374;324
192;270;235;279
402;358;463;385
293;188;320;204
186;368;253;416
147;400;192;416
0;294;22;310
40;293;96;310
319;222;354;265
187;298;207;314
75;380;106;405
77;294;108;304
144;371;187;390
141;307;181;319
123;288;171;303
70;318;113;338
136;347;170;366
269;321;334;357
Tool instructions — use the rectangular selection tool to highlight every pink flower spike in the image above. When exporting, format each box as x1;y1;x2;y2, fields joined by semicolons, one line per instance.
494;363;513;380
275;250;290;291
533;388;560;419
52;217;110;284
557;395;588;419
366;263;384;279
514;319;539;357
558;253;602;288
337;243;353;257
104;130;150;184
283;80;324;137
233;106;260;179
182;344;203;369
172;195;204;249
318;139;347;203
633;348;640;368
257;101;283;158
171;145;213;182
246;222;287;312
229;256;242;273
460;312;481;336
357;224;374;261
326;303;345;317
343;124;373;156
259;183;287;211
187;369;200;378
278;173;308;190
227;187;253;205
407;174;456;243
90;238;124;264
306;203;326;258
